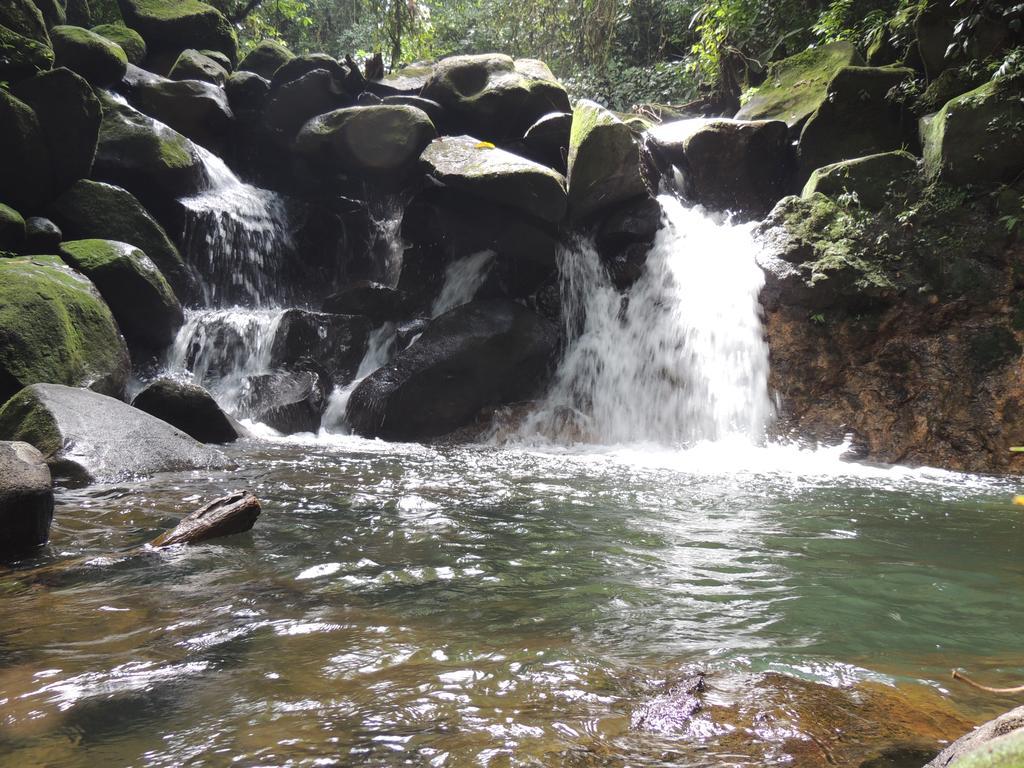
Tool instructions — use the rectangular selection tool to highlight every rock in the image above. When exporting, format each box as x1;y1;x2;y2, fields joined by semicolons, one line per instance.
0;22;55;83
268;309;371;388
295;104;436;187
263;68;347;139
225;70;270;115
420;135;566;223
924;78;1024;187
916;0;1009;80
132;378;244;443
169;47;227;84
0;204;27;252
238;370;327;434
24;216;61;252
93;90;207;201
645;117;791;218
0;383;228;482
49;179;196;301
346;299;558;441
0;441;53;559
0;0;50;48
269;52;348;88
802;151;919;210
50;24;127;85
116;0;237;67
91;23;146;64
421;54;570;143
59;239;183;355
916;66;989;116
735;41;862;130
33;0;66;29
797;66;917;181
13;67;102;194
355;90;381;106
595;196;662;252
322;282;413;323
924;706;1024;767
128;73;234;152
198;48;230;72
566;99;649;222
523;111;572;171
369;62;433;96
0;90;52;213
238;39;293;79
0;255;129;403
631;674;705;734
65;0;90;27
382;95;446;132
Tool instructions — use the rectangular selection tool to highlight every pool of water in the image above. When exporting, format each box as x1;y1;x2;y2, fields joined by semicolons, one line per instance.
1;436;1022;767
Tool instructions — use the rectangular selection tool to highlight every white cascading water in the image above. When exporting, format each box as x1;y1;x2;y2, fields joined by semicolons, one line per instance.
431;250;495;317
320;323;398;433
522;194;772;446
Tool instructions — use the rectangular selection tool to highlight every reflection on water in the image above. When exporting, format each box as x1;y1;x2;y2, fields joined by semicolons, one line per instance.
1;438;1022;766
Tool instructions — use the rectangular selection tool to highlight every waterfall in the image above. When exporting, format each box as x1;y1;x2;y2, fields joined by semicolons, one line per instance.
522;194;772;446
321;323;398;432
431;250;495;317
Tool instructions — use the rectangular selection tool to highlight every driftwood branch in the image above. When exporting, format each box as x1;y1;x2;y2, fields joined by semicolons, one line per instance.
150;491;261;548
952;669;1024;695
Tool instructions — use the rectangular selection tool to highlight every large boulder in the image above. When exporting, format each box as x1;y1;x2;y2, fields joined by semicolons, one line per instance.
0;22;55;83
225;70;270;115
797;66;917;181
735;41;862;130
419;134;566;223
91;23;146;65
24;216;61;252
93;90;207;201
33;0;66;28
0;255;129;403
263;68;348;139
0;204;27;252
132;378;244;443
59;239;183;355
566;99;649;222
13;67;102;194
924;77;1024;187
116;0;237;67
523;111;572;172
238;39;293;80
65;0;90;27
322;282;414;324
49;24;127;85
0;90;52;213
802;151;919;210
238;370;327;434
0;383;229;482
925;706;1024;767
1;0;50;49
295;105;436;188
346;299;558;441
169;47;227;84
916;0;1010;80
268;309;371;388
421;54;570;143
128;72;234;152
0;441;53;559
269;52;348;88
368;62;433;97
644;117;791;218
50;179;196;301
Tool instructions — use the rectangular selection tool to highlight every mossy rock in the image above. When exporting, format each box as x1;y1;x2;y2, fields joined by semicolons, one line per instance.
0;23;55;83
49;179;196;301
916;66;988;116
50;24;127;85
0;0;50;47
923;77;1024;187
32;0;66;29
566;99;648;222
224;70;269;114
116;0;237;66
238;39;292;80
198;48;230;71
24;216;61;252
91;22;145;64
65;0;91;27
129;74;233;152
418;134;566;224
736;41;862;129
169;47;226;84
0;255;129;403
802;151;919;210
13;67;102;194
0;90;52;213
0;204;26;252
951;730;1024;768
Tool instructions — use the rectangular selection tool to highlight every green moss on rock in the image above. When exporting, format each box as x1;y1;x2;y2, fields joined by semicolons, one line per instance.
238;39;292;79
91;22;146;64
116;0;237;66
50;24;127;85
802;151;919;210
0;23;55;82
0;0;50;47
0;204;26;252
169;47;227;84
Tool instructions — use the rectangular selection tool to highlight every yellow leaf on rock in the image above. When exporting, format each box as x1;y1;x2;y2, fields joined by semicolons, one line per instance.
1013;496;1024;506
475;141;496;149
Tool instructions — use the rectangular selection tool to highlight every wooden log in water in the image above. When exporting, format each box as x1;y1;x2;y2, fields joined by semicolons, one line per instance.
149;491;261;548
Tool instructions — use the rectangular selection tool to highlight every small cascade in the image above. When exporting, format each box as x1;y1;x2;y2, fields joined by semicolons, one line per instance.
366;197;407;287
431;250;495;317
321;323;398;432
522;194;772;446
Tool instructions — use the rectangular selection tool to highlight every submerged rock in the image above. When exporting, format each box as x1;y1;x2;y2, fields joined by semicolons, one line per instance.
49;24;127;86
239;370;327;435
0;256;129;404
116;0;238;67
0;383;229;482
347;299;558;441
238;39;293;80
0;440;53;559
91;23;146;65
132;378;244;443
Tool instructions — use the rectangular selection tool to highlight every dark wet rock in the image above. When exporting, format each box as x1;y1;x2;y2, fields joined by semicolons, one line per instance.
59;238;183;355
395;318;428;351
32;0;65;28
0;383;229;483
0;204;27;252
355;90;381;105
270;52;348;89
420;134;566;224
566;99;649;223
347;299;558;441
116;0;238;67
169;47;227;85
132;378;245;443
645;117;791;218
263;68;348;140
0;90;52;213
268;309;371;389
65;0;90;27
631;674;705;734
0;255;129;404
13;67;102;194
322;282;414;324
50;179;196;302
523;111;571;172
802;151;919;210
925;705;1024;767
421;54;570;143
198;48;231;72
735;40;862;130
238;370;327;435
295;104;436;188
24;216;61;252
224;70;270;115
91;23;146;65
0;21;55;83
50;24;127;86
1;0;50;50
603;241;651;291
595;196;662;253
0;440;53;559
128;72;234;153
382;95;446;132
238;39;293;80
